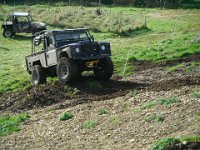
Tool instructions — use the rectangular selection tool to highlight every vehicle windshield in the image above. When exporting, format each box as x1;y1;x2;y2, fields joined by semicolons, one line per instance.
54;30;91;47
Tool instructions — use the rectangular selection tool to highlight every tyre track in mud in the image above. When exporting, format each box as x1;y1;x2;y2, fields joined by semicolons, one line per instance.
1;53;200;112
1;74;200;112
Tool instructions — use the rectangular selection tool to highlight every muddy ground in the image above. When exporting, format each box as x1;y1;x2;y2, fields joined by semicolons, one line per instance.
0;54;200;150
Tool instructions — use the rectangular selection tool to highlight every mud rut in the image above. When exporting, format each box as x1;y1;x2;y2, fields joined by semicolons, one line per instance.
1;53;200;112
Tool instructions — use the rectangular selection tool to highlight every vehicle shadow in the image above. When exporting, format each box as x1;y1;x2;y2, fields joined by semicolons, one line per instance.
0;76;148;112
13;35;32;41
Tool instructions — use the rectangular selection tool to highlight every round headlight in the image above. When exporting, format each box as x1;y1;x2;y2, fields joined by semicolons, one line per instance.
101;45;106;51
75;47;80;53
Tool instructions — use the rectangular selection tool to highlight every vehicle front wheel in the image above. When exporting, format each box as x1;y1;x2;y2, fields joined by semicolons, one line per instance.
3;29;14;38
31;65;46;86
57;58;78;83
94;57;114;80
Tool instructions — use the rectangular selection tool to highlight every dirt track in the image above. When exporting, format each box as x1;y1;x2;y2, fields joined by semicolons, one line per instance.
0;54;200;150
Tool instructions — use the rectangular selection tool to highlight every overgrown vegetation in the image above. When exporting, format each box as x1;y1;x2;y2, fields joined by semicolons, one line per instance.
2;0;200;8
0;113;30;136
59;112;74;121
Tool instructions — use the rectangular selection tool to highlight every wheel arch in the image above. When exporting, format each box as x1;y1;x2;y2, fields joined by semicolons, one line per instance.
59;51;70;59
33;60;42;66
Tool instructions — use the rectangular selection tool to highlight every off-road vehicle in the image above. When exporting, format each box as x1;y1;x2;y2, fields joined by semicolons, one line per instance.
2;12;46;37
25;28;114;86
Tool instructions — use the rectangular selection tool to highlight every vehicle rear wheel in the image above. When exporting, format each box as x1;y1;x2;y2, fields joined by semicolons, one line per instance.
94;57;114;80
31;65;46;86
57;58;78;83
3;29;14;38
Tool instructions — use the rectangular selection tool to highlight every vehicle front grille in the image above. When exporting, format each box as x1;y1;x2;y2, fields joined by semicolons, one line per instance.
81;43;100;57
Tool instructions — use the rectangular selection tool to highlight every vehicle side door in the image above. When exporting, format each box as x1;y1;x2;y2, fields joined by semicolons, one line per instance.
15;16;31;32
45;36;58;66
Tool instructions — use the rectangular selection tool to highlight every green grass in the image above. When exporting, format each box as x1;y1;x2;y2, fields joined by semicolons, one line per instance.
150;137;180;150
197;111;200;116
180;135;200;143
98;108;108;115
126;89;138;97
144;113;165;123
0;113;30;136
0;5;200;93
59;112;74;121
84;81;103;90
167;62;200;73
141;97;180;109
192;90;200;99
150;135;200;150
82;120;97;129
110;115;121;124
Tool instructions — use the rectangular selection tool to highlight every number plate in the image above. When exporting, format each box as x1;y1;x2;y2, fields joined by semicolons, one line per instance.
86;60;99;67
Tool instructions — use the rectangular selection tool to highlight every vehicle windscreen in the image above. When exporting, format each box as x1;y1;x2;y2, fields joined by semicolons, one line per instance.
55;31;90;47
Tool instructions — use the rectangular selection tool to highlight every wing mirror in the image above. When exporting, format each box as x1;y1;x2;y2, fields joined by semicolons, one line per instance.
33;37;41;46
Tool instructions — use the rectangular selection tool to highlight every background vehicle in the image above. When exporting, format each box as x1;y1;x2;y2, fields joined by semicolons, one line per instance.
2;12;47;37
25;28;114;86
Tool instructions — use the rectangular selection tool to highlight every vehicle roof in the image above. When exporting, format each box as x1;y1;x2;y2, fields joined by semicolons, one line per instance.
33;28;88;38
49;28;88;34
11;12;30;16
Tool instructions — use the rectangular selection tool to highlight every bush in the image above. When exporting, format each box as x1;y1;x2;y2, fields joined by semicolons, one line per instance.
59;112;74;121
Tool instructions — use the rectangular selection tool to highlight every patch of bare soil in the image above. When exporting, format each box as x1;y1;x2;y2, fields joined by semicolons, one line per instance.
1;53;200;150
0;78;145;112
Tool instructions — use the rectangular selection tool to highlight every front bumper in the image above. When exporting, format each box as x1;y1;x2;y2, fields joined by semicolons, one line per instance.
72;54;111;60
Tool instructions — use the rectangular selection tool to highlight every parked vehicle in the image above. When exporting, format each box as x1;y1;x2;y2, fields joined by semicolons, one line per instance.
2;12;46;37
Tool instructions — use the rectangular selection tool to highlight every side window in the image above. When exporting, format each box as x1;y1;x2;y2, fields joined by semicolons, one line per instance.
46;36;55;50
17;16;28;22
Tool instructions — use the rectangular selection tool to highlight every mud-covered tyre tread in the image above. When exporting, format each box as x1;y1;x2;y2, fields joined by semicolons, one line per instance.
57;58;78;83
31;65;46;86
94;57;114;80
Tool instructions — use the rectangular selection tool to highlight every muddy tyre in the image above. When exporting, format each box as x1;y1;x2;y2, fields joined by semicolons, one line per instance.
57;58;78;83
31;65;46;86
3;29;14;38
94;57;114;80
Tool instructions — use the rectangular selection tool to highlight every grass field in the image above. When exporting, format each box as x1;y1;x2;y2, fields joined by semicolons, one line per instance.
0;4;200;93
